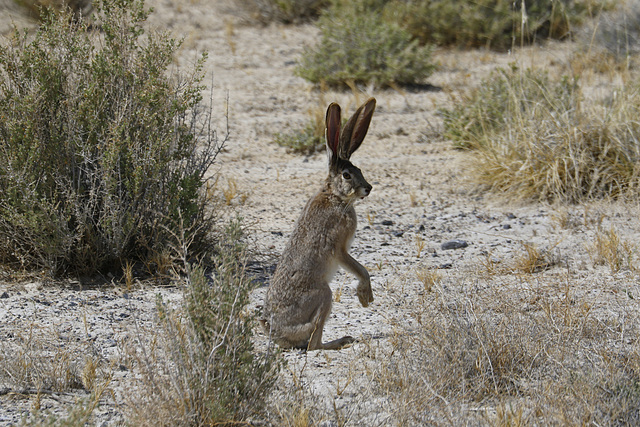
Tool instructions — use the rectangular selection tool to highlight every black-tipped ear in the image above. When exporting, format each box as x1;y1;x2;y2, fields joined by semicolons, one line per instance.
325;102;341;167
339;97;376;159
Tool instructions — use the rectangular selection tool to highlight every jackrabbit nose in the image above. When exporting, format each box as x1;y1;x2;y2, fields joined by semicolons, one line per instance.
364;185;372;195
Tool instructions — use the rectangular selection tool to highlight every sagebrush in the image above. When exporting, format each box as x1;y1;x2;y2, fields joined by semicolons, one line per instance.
384;0;607;50
295;0;435;88
129;226;280;426
0;0;222;275
236;0;326;24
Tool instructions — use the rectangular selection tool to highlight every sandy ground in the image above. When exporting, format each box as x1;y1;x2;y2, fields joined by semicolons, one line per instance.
1;1;640;425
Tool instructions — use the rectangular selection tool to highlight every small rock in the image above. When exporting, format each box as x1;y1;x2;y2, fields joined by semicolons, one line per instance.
0;292;8;299
381;220;394;226
503;224;511;229
418;224;425;232
441;239;469;250
393;231;404;238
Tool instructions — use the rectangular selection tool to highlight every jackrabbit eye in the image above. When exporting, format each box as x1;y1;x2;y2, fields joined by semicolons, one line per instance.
342;172;352;180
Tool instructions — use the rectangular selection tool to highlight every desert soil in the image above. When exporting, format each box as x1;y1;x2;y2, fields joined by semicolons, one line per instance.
1;1;640;425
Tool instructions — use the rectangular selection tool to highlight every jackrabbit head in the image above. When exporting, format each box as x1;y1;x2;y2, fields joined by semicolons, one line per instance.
324;98;376;203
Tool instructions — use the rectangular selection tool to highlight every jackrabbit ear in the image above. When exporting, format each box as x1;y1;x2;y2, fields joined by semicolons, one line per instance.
325;102;341;167
339;97;376;160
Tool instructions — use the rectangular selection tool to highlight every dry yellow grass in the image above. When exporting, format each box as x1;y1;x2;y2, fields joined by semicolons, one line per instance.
365;274;640;425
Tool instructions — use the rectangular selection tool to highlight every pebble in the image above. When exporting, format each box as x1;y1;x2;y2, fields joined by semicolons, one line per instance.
441;239;469;250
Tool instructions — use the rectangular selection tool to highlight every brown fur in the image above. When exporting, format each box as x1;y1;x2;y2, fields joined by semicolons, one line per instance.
263;98;376;350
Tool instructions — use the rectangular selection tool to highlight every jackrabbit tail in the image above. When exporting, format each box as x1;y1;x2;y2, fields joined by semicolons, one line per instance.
263;98;376;351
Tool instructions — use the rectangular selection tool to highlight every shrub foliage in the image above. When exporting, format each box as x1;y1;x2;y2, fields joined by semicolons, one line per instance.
384;0;603;51
295;0;435;88
0;0;221;275
236;0;327;24
130;230;280;425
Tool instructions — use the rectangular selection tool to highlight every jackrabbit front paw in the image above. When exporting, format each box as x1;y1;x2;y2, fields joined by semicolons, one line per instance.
357;285;374;307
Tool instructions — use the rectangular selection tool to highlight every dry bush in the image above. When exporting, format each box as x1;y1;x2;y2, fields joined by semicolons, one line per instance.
444;65;640;203
0;321;112;425
0;326;86;393
587;226;637;272
127;228;280;426
370;281;640;424
442;66;579;150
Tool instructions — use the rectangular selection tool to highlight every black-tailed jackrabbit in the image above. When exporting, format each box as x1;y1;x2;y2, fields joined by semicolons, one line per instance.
263;98;376;350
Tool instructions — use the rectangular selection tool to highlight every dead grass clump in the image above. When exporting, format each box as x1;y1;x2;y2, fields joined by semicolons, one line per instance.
445;65;640;203
416;267;441;292
480;242;558;276
371;282;640;424
273;90;330;154
273;118;325;154
0;322;112;424
587;226;637;272
0;326;85;393
514;242;558;274
535;348;640;423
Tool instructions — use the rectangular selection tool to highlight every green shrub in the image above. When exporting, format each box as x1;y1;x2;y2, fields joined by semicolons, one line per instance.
130;228;280;425
295;0;436;88
0;0;222;275
274;119;324;154
236;0;328;24
384;0;606;51
443;65;640;202
13;0;92;19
